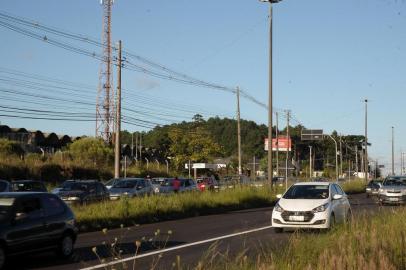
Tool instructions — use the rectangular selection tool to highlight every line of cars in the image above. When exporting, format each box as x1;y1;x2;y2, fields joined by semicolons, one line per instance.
365;176;406;205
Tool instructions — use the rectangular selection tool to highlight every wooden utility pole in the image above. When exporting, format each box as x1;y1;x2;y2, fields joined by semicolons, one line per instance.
285;110;290;190
237;87;242;175
114;40;122;178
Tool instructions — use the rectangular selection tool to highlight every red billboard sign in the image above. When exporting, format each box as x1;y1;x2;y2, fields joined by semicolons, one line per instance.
264;136;292;152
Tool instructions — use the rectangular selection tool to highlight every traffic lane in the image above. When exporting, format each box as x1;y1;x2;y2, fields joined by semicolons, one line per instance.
6;206;274;270
4;193;375;270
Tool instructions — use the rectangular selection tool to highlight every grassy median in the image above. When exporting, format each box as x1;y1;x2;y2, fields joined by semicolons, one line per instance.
72;180;365;233
73;186;279;232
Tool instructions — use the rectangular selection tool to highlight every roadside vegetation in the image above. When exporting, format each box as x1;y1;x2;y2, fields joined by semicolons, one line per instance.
73;181;364;233
73;186;279;232
194;207;406;270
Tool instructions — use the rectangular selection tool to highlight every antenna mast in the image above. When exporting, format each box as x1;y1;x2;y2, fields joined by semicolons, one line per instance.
96;0;114;142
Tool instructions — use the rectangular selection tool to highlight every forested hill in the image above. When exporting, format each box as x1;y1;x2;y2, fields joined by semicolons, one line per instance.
121;115;366;173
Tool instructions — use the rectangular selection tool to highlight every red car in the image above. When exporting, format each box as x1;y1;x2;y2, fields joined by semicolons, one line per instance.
196;177;219;192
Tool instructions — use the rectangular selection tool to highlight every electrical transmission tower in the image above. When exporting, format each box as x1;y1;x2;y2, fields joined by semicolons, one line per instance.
96;0;115;142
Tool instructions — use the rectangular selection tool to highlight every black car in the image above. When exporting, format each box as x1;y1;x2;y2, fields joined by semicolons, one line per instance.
11;180;47;192
0;192;78;269
0;181;11;193
57;180;109;205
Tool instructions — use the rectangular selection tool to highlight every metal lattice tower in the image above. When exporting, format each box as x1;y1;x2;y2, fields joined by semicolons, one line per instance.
96;0;114;142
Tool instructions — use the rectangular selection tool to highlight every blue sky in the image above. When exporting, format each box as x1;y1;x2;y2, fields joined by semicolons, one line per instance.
0;0;405;174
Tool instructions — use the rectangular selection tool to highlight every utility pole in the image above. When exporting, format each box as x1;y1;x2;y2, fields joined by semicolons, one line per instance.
339;135;343;177
114;40;122;179
309;145;312;178
236;87;242;175
276;112;279;176
364;99;368;182
139;133;142;162
392;126;395;175
355;146;358;176
135;133;138;161
131;132;134;159
285;110;290;190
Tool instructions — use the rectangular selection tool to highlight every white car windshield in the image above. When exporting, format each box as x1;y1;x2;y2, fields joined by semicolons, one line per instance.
283;185;329;199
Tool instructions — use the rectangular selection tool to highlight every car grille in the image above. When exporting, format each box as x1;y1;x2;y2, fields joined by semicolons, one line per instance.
281;211;314;222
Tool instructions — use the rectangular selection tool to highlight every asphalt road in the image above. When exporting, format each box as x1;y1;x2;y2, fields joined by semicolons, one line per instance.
4;193;379;270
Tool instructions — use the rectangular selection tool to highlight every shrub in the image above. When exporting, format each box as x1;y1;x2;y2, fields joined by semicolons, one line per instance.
68;137;113;167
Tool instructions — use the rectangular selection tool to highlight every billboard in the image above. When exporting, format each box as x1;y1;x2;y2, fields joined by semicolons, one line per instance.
264;136;292;152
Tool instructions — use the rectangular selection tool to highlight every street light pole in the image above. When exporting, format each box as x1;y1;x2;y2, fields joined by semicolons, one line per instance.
261;0;282;187
327;134;339;182
364;99;368;182
392;126;395;175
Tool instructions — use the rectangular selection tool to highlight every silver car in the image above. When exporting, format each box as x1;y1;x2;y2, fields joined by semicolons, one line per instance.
378;176;406;205
156;178;198;194
109;178;153;200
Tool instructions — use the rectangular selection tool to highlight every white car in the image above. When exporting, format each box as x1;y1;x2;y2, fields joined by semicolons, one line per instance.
271;182;351;232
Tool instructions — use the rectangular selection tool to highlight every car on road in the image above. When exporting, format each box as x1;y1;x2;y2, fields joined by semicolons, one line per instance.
0;192;78;269
366;179;382;198
109;178;153;200
11;180;47;192
272;182;351;232
378;176;406;205
156;178;198;194
196;177;219;192
0;180;11;193
57;180;109;205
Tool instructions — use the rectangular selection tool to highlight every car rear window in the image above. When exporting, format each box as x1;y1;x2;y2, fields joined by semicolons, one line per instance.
283;185;329;199
13;182;45;192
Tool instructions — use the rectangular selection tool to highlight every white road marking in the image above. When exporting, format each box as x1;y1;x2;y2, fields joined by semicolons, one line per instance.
79;225;273;270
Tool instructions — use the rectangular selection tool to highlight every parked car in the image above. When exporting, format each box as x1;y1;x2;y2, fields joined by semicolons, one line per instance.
11;180;47;192
196;177;219;192
151;177;167;194
109;178;153;200
157;178;197;194
378;176;406;205
0;192;78;269
272;182;352;232
366;179;382;198
57;180;109;205
0;180;11;192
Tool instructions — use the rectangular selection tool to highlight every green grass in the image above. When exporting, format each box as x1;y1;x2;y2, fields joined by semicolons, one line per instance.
73;181;364;233
73;186;281;232
194;206;406;270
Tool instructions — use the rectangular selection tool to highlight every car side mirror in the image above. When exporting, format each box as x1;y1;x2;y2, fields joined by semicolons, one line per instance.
276;194;282;199
15;212;28;221
333;194;343;200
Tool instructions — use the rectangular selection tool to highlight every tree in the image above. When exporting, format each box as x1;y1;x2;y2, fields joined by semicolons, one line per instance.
0;139;24;157
68;137;113;166
168;126;223;171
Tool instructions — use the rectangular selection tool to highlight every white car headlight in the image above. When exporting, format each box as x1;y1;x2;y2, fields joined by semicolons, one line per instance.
274;203;284;212
312;203;329;213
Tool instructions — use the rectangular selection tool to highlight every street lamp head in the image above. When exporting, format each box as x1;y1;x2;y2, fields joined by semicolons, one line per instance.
259;0;282;3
